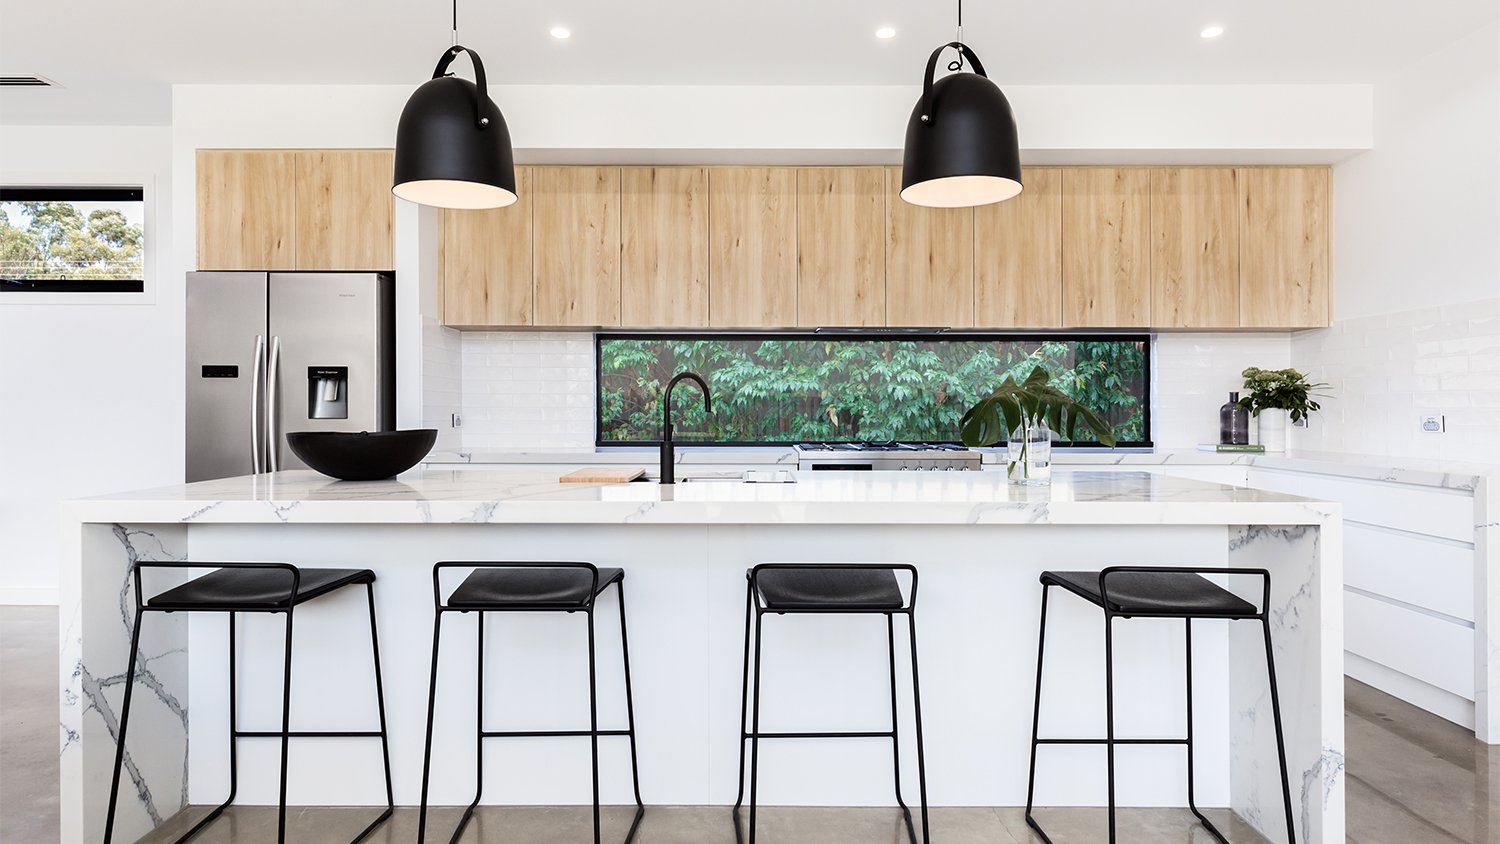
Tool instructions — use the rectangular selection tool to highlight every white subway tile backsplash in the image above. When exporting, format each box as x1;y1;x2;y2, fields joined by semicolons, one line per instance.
457;330;597;450
1292;296;1500;464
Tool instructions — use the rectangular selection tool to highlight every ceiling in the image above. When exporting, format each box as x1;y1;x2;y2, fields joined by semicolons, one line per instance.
2;0;1496;124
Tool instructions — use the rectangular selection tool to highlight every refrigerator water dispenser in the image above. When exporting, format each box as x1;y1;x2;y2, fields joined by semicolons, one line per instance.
308;366;348;419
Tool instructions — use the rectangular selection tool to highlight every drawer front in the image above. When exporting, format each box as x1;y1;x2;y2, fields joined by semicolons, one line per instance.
1345;590;1474;700
1248;468;1475;542
1345;524;1474;621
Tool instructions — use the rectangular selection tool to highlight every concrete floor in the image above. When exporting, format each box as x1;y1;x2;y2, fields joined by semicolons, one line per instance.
1;604;1493;843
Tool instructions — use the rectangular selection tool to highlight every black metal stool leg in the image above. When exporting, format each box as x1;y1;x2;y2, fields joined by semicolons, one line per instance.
417;610;444;844
448;612;486;844
1184;619;1231;843
1183;619;1230;844
886;613;914;841
1263;617;1299;844
905;610;931;844
587;605;602;844
102;606;146;844
1024;585;1054;844
1104;611;1117;844
615;581;647;841
276;607;295;844
746;605;766;844
349;583;395;844
731;578;754;844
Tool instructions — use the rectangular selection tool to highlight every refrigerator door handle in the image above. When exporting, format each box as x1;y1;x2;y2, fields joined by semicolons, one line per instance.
268;335;282;472
251;334;265;473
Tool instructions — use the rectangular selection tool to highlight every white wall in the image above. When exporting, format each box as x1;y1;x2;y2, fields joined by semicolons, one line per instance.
1293;23;1500;463
0;125;176;603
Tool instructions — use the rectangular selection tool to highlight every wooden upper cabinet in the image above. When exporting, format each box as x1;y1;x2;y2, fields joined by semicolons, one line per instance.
884;166;974;328
294;150;395;271
975;167;1062;328
1150;168;1239;328
440;167;533;327
1238;167;1330;328
621;167;709;327
196;150;296;270
709;167;797;328
1061;168;1151;327
533;166;622;327
797;168;885;327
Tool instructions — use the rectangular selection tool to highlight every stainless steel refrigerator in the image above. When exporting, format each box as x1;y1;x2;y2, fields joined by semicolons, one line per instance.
186;272;395;482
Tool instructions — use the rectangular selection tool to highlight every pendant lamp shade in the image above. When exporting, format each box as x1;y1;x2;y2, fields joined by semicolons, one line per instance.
901;42;1022;209
393;45;517;210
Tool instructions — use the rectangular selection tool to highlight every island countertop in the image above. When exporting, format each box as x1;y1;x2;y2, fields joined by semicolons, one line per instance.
68;468;1339;526
62;469;1344;844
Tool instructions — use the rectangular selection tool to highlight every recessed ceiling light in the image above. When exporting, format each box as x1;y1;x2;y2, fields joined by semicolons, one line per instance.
876;26;897;40
550;26;572;39
1200;25;1225;39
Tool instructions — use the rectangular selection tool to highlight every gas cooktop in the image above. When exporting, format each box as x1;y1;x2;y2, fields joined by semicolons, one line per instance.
795;442;970;452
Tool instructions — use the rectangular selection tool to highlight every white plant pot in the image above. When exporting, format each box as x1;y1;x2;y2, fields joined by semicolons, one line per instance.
1257;408;1289;453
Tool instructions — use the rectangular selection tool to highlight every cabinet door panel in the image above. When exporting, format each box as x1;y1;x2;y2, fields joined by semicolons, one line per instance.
196;149;296;270
1061;168;1151;327
1239;167;1330;328
1151;167;1238;328
975;167;1062;328
621;167;708;327
534;166;622;327
294;149;395;271
441;167;533;327
885;166;974;328
709;167;797;328
797;167;885;328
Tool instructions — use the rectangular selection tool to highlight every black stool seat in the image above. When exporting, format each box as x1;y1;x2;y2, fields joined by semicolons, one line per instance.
448;566;625;609
146;567;375;610
756;567;904;610
1040;569;1257;617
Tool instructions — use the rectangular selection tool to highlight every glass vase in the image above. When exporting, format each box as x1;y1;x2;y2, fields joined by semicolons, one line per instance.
1007;418;1052;486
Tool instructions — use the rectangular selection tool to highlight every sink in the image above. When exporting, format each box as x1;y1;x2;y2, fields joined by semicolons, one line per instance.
680;470;797;484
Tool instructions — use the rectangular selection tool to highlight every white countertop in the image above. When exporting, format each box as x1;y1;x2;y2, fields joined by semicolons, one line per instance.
427;447;1493;491
68;468;1337;526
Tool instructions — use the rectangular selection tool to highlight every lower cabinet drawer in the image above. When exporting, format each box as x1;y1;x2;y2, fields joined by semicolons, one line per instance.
1248;467;1475;542
1345;523;1474;622
1345;589;1474;700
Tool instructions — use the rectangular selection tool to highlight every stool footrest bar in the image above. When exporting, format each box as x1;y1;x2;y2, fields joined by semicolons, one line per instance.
234;730;386;739
480;729;632;738
1035;737;1189;745
743;730;896;740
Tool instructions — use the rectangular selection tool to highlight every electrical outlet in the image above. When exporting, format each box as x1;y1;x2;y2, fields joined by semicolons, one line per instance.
451;413;463;428
1420;414;1445;433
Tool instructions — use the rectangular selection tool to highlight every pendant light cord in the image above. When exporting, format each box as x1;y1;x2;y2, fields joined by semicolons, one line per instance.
948;0;972;71
451;0;458;47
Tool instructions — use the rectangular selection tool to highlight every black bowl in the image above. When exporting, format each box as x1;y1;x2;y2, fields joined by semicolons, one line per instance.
285;430;437;481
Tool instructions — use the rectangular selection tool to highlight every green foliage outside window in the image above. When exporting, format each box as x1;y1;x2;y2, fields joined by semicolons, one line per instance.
598;335;1149;445
1;195;144;285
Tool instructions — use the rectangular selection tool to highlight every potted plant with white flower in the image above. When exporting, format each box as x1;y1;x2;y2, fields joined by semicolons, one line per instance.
1237;367;1328;452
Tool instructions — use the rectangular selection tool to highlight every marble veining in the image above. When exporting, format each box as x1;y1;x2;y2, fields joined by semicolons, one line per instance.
60;523;190;844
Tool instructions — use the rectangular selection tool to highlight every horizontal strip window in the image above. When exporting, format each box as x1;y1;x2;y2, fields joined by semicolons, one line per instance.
597;332;1152;448
1;185;145;293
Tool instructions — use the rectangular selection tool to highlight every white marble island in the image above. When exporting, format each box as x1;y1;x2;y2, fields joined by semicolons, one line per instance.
61;470;1343;844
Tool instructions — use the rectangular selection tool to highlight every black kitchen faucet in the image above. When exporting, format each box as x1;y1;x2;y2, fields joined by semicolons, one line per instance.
660;372;712;485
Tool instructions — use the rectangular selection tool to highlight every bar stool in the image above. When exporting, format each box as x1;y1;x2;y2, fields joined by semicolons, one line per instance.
103;561;393;844
734;563;930;844
418;562;645;844
1024;566;1297;844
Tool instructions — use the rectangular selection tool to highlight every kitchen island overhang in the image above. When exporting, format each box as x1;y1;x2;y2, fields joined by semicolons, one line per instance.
61;470;1342;844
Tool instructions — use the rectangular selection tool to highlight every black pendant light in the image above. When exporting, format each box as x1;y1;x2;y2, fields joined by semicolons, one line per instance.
900;1;1022;208
393;0;517;209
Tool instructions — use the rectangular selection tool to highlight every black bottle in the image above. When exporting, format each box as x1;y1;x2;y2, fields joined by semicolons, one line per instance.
1220;392;1249;445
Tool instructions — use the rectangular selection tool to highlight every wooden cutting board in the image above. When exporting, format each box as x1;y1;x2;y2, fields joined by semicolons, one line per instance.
559;467;646;484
